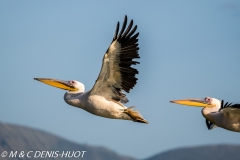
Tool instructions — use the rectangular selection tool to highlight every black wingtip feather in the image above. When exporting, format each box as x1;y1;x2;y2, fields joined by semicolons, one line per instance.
118;16;128;38
205;119;215;130
123;33;139;44
113;22;120;40
220;100;240;110
112;16;140;93
121;20;133;38
125;25;137;39
206;119;211;130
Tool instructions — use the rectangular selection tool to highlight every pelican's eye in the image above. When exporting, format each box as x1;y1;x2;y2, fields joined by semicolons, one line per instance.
70;81;75;84
205;97;211;102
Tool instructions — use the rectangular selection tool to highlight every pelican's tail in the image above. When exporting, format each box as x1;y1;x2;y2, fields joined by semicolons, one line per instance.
124;106;148;124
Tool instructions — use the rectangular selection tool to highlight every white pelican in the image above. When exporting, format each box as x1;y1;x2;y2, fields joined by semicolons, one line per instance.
34;16;148;124
170;97;240;132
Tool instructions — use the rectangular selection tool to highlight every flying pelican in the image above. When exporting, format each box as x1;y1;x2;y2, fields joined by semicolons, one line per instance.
34;16;148;124
170;97;240;132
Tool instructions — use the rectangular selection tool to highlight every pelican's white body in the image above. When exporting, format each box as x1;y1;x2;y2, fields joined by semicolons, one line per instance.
64;90;131;120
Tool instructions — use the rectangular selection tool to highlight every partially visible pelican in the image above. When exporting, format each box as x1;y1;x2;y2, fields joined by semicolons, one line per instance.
34;16;148;124
170;97;240;132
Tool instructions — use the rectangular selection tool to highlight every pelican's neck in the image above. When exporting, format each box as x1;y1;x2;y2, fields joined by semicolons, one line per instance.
201;106;221;123
64;91;84;108
202;107;218;115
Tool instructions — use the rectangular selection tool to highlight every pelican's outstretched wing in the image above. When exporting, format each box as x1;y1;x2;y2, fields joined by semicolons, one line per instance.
90;16;140;104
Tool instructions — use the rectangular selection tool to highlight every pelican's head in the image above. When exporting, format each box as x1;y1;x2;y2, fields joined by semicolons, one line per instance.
170;97;221;109
34;78;85;93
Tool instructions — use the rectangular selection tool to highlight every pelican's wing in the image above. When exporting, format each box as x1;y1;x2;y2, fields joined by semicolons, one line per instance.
90;16;140;104
221;107;240;123
220;102;240;123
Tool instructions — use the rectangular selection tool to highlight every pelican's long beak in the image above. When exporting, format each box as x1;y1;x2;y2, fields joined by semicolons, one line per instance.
170;98;215;108
34;78;78;91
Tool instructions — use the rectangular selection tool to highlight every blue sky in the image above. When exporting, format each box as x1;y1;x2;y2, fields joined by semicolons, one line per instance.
1;0;240;159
